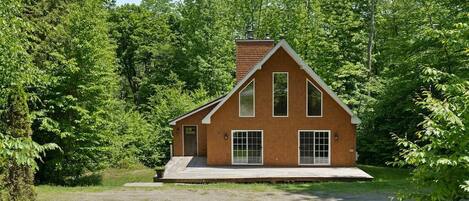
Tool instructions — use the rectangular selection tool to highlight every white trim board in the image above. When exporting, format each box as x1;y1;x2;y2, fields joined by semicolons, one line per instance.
202;39;361;124
169;97;223;126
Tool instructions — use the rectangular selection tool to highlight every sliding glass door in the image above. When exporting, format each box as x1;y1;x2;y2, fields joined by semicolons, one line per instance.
232;130;263;165
299;130;330;165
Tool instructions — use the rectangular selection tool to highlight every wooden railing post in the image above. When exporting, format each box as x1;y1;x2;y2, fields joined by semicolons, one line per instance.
170;144;173;159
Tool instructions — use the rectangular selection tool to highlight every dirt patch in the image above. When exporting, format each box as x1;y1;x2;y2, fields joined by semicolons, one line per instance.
39;188;394;201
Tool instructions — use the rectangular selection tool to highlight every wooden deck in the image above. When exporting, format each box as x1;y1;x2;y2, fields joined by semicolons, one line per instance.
156;157;373;183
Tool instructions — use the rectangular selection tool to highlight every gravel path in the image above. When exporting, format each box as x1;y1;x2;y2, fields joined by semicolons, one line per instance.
39;189;395;201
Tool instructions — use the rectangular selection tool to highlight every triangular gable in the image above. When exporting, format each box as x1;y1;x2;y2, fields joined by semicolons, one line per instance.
169;96;224;126
202;39;361;124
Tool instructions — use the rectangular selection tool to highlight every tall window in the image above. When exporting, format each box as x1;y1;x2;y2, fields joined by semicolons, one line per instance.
273;72;288;116
307;80;322;116
299;130;330;165
239;80;255;117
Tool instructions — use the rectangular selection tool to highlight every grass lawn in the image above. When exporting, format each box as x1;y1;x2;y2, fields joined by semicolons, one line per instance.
37;165;413;198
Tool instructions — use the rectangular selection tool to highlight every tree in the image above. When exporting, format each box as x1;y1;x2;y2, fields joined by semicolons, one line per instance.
395;68;469;200
175;0;236;95
0;0;57;199
109;3;176;105
358;0;468;168
27;0;121;185
352;0;469;199
2;86;36;201
142;76;213;167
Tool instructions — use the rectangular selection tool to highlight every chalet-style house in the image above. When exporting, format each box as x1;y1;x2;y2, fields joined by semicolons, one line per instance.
169;39;361;167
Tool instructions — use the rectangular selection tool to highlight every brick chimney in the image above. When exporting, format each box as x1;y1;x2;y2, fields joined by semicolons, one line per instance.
235;40;274;82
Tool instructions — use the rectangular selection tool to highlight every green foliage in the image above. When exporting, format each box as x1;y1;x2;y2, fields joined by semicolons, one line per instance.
109;3;176;104
0;133;58;172
175;0;236;95
106;108;155;168
394;68;469;200
0;87;59;201
1;89;33;201
154;166;165;171
0;0;58;200
142;78;213;167
27;0;121;185
385;0;469;199
358;0;469;166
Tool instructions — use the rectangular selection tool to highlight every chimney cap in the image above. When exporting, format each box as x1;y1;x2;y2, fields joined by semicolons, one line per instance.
246;26;254;39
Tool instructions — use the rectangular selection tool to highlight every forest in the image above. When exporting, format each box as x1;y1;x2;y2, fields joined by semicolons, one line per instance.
0;0;467;200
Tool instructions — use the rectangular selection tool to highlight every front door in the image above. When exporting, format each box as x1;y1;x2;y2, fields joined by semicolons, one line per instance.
183;126;197;156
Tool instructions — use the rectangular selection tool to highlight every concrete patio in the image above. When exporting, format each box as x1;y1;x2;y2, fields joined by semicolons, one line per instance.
156;157;373;183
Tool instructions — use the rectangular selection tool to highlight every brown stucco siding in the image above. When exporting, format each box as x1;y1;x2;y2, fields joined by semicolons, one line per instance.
172;104;216;156
206;48;356;167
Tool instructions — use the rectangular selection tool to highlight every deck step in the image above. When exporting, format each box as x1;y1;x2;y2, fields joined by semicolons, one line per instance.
164;156;193;176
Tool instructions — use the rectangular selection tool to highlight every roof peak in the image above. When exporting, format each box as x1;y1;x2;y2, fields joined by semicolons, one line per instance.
202;39;361;125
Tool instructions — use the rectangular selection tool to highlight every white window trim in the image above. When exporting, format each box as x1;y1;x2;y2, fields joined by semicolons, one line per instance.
182;125;198;156
238;79;255;117
231;130;263;165
297;130;331;166
272;72;289;117
306;79;323;117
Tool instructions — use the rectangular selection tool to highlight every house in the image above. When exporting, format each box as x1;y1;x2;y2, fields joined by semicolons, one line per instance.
169;39;361;167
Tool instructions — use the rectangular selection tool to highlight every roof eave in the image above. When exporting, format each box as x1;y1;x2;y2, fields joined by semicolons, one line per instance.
169;96;224;126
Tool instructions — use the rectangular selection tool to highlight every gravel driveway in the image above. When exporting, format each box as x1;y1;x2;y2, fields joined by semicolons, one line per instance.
39;189;396;201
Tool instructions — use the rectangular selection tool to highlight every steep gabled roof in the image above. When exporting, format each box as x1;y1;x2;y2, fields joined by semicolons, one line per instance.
169;95;225;126
202;39;361;125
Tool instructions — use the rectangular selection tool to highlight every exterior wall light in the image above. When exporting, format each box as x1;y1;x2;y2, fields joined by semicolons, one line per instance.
334;133;339;141
224;133;229;140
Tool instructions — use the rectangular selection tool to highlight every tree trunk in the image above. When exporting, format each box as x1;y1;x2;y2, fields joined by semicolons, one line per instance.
367;0;376;76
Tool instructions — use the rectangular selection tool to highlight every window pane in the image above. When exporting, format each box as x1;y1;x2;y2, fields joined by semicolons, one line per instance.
307;81;322;116
299;131;314;164
273;73;288;116
314;132;329;164
233;131;247;164
240;81;254;116
247;131;262;164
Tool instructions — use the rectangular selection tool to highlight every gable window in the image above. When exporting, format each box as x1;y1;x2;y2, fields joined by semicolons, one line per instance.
307;80;322;116
239;80;255;117
273;72;288;117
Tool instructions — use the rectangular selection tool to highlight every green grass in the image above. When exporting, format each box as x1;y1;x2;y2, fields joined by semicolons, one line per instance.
272;165;413;194
37;166;155;194
37;165;413;196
